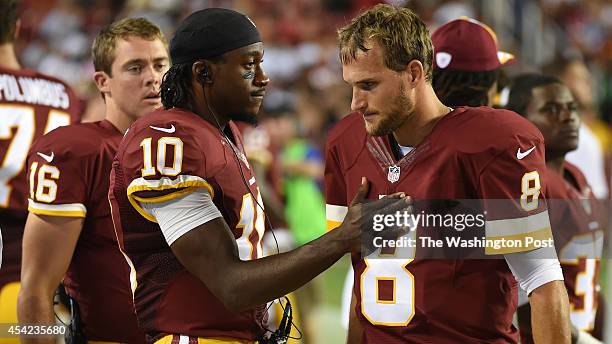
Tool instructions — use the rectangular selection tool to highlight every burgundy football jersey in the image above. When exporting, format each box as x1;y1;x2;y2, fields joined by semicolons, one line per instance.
0;66;81;287
545;163;603;334
325;107;552;343
109;108;266;341
26;120;145;342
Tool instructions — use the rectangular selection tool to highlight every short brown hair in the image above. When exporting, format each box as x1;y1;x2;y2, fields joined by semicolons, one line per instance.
337;4;433;82
92;17;167;75
0;0;18;44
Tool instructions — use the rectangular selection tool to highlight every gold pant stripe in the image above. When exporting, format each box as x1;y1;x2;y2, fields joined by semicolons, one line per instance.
155;334;255;344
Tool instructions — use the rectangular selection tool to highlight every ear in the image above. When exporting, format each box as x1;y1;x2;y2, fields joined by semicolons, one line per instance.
93;71;111;95
405;60;425;87
192;60;212;84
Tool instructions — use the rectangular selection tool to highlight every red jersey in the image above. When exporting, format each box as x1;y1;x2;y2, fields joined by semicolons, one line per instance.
546;163;603;334
0;66;81;287
26;120;145;342
109;108;266;341
325;107;552;343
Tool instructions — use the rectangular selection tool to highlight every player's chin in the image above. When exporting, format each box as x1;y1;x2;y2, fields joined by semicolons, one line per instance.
135;107;158;118
231;110;259;125
561;140;579;153
140;101;163;114
365;122;391;137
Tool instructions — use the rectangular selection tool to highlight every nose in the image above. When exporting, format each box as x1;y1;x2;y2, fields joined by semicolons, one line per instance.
254;66;269;87
559;105;578;124
144;64;163;88
351;88;366;112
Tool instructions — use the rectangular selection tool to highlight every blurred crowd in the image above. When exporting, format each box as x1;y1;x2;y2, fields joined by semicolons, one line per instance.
14;0;612;184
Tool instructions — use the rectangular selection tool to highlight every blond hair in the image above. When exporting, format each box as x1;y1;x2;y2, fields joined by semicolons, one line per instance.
338;4;433;82
92;17;167;75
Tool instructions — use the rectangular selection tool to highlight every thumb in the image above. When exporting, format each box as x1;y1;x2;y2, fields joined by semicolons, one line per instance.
350;177;369;206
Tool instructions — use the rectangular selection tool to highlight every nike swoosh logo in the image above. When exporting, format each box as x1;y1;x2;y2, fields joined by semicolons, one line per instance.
517;146;536;160
149;124;175;133
37;151;54;163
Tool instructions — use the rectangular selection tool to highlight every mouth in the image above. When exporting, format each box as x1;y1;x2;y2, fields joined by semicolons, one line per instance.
362;112;378;120
560;128;579;138
250;90;266;98
144;91;161;102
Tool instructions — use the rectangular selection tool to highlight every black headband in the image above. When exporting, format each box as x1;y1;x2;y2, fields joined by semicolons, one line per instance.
170;8;262;64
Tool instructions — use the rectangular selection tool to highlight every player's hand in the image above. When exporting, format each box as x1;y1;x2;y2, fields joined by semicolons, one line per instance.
339;177;411;254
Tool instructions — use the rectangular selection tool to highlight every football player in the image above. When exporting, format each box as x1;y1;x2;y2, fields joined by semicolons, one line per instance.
432;17;515;107
109;8;408;343
325;5;571;343
337;16;519;331
17;18;169;343
0;0;81;332
507;74;606;344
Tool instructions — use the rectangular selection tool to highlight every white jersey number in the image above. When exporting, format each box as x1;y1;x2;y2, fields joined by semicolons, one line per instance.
559;231;604;331
360;230;417;326
236;189;265;260
0;105;69;207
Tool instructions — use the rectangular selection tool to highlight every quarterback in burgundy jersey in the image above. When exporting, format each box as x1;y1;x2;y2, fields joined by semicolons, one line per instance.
17;18;169;343
327;5;571;344
0;0;81;325
508;74;606;344
326;108;554;343
24;121;144;342
110;109;269;341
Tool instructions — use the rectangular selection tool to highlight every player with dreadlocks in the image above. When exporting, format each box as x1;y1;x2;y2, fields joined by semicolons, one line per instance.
431;17;515;107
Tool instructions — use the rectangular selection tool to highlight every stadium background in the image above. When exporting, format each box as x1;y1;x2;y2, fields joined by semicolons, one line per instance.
12;0;612;342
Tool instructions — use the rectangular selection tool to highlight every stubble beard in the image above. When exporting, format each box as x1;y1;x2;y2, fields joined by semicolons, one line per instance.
365;91;412;137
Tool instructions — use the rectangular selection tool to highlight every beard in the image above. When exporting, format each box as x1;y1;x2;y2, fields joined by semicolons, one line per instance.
365;87;412;136
230;111;259;125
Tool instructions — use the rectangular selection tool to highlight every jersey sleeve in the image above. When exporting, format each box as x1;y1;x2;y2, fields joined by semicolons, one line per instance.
478;139;553;255
26;130;88;218
324;142;348;231
120;123;224;223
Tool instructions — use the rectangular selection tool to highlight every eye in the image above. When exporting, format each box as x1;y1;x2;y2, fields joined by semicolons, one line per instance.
360;81;377;90
127;65;142;73
542;104;561;115
154;63;167;71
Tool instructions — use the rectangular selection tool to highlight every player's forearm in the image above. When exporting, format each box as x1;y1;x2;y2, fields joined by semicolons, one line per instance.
17;287;56;344
529;280;571;344
221;228;349;311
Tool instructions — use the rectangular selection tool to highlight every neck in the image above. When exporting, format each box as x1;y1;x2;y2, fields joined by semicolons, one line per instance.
192;87;230;129
197;104;230;130
393;85;450;147
546;154;565;174
0;43;21;70
105;101;135;133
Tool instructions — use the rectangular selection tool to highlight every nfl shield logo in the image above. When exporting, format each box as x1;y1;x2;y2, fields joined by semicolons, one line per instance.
388;165;400;183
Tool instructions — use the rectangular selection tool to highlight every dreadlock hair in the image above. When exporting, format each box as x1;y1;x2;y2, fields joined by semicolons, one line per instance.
433;69;498;107
161;55;226;110
160;63;193;110
506;73;562;116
